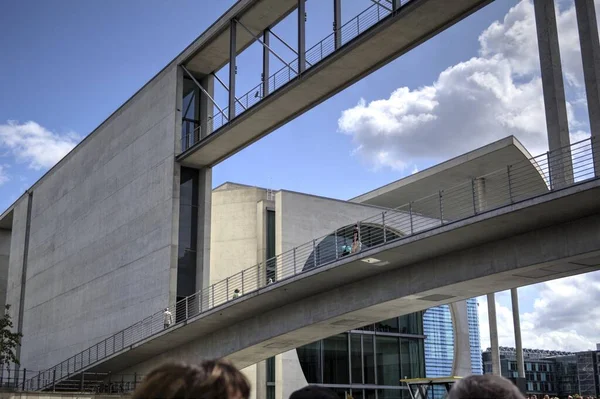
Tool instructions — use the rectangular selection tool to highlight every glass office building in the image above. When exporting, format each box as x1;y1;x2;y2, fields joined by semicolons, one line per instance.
423;298;482;378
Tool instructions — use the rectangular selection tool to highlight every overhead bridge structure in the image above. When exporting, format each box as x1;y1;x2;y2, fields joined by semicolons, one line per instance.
25;139;600;391
176;0;493;167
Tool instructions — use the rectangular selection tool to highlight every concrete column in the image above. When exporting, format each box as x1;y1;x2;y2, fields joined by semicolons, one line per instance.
298;0;306;74
263;31;270;97
511;288;525;378
534;0;573;188
334;0;341;49
229;20;237;121
575;0;600;177
198;75;214;293
487;293;501;376
450;301;474;377
255;361;267;399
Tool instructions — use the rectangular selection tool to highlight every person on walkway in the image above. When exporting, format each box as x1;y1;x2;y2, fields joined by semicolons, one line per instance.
233;289;240;299
289;385;338;399
351;224;362;254
163;307;173;329
447;374;524;399
132;359;250;399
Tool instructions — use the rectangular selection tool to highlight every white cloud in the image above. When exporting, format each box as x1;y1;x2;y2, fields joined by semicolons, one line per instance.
477;271;600;352
0;120;79;170
338;0;594;172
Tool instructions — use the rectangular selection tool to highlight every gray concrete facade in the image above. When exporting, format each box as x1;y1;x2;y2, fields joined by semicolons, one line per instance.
0;229;11;312
4;64;180;371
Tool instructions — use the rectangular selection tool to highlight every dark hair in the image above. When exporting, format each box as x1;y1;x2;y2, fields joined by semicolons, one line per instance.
132;359;250;399
289;385;338;399
448;375;524;399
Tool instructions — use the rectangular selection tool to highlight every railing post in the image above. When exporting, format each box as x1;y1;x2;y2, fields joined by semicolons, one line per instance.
37;373;40;390
185;297;189;319
242;269;245;294
471;178;477;214
507;165;514;203
293;248;297;274
134;372;137;390
438;190;444;225
382;212;387;242
22;368;25;391
547;151;553;190
211;285;215;308
226;277;229;300
409;202;414;235
80;372;84;392
334;230;339;258
356;15;360;34
52;370;56;392
313;239;317;268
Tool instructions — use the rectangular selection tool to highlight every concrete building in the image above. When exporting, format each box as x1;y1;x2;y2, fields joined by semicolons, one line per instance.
483;346;600;398
209;182;481;399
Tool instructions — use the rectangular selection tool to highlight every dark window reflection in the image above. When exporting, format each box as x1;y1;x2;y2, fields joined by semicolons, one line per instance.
377;336;400;386
323;335;349;384
378;389;402;399
351;334;362;384
364;335;375;384
298;341;322;383
177;167;199;300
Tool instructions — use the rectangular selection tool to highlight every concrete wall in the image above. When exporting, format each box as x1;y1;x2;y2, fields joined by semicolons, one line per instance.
0;229;11;311
6;196;30;335
16;64;179;371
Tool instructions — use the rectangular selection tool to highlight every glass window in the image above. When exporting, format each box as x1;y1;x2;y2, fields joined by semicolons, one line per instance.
376;318;399;333
351;334;362;384
376;336;400;386
298;341;322;383
364;335;376;384
177;167;199;298
266;210;276;282
352;390;364;399
399;313;423;335
364;390;376;399
323;334;349;384
267;386;275;399
266;357;275;383
400;339;423;379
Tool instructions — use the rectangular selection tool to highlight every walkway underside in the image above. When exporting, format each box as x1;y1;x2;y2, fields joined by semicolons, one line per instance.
56;180;600;379
177;0;493;167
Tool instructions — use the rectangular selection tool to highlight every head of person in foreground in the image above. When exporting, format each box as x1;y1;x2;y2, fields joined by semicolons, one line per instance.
132;359;250;399
448;375;525;399
289;385;338;399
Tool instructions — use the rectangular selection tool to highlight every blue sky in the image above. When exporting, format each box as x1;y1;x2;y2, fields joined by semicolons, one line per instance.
1;0;598;351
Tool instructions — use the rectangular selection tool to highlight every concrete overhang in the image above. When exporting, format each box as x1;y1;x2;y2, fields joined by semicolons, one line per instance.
351;136;546;210
178;0;297;75
177;0;493;167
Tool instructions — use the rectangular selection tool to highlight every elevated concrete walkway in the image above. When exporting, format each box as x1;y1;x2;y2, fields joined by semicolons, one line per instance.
178;0;493;167
44;179;600;379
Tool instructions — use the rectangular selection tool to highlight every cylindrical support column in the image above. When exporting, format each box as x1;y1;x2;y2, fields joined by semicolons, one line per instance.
228;19;237;121
511;288;525;378
333;0;342;49
487;293;501;376
262;30;270;96
298;0;306;73
534;0;573;188
575;0;600;176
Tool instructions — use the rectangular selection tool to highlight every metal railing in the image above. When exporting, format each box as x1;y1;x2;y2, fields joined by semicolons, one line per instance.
25;138;598;391
181;0;408;151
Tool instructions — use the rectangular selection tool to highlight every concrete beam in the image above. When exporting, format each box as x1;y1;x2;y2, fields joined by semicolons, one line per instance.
574;0;600;177
534;0;573;188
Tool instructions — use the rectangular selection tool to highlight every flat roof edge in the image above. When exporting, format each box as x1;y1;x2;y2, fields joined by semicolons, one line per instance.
349;135;526;203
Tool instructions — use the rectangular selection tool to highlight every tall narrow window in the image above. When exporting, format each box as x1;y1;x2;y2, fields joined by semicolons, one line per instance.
266;210;276;282
177;167;199;305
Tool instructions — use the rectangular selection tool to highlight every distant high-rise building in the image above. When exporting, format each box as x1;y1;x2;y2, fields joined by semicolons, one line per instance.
423;298;482;377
